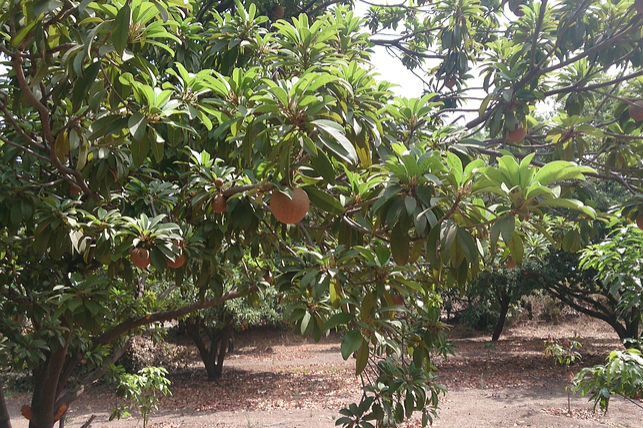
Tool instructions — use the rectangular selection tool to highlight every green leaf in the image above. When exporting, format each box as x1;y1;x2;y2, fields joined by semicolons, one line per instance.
500;214;515;245
54;131;70;162
498;155;520;187
409;240;423;264
360;292;375;322
391;222;410;266
507;233;524;264
404;196;417;215
341;330;363;360
10;203;22;226
534;198;596;218
247;291;261;308
355;339;369;375
446;152;463;187
310;151;336;185
329;278;343;309
322;312;353;332
72;62;101;109
12;21;38;48
128;113;146;142
562;230;581;253
131;136;149;167
313;119;358;164
300;311;312;335
456;227;477;263
113;4;131;55
304;187;344;215
532;161;594;186
426;225;441;268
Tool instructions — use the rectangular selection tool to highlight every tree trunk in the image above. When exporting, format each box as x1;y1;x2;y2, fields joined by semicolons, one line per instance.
204;327;221;380
184;317;219;379
492;287;510;342
184;316;232;380
492;300;510;342
214;322;232;378
624;308;641;348
0;386;12;428
29;328;70;428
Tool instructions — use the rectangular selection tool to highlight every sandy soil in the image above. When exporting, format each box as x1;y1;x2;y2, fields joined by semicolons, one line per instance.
5;317;643;428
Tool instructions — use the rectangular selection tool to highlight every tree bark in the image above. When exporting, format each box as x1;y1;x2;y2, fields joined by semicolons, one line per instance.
0;385;12;428
492;296;510;342
624;308;641;347
184;316;232;380
214;322;232;378
491;283;510;342
184;317;219;379
29;328;71;428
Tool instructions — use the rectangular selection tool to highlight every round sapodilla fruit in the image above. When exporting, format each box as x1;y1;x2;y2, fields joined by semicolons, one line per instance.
270;187;310;224
272;4;285;19
636;214;643;230
131;248;151;269
507;125;527;143
628;101;643;121
167;253;186;269
211;194;227;213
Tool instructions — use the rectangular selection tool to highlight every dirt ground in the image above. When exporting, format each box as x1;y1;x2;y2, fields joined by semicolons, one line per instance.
5;316;643;427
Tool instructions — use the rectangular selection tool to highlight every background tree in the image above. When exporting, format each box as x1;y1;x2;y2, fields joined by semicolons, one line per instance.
513;222;643;347
180;265;280;380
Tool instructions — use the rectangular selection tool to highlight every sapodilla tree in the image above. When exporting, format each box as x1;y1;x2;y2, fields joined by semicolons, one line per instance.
0;1;599;428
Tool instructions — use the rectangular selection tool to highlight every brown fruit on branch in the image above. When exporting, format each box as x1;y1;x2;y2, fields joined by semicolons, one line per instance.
636;214;643;230
54;403;68;421
272;4;285;19
628;100;643;121
390;294;405;306
211;194;227;213
214;178;224;188
131;248;151;269
270;187;310;224
21;405;32;421
507;125;527;143
167;253;186;269
506;259;516;269
445;77;457;88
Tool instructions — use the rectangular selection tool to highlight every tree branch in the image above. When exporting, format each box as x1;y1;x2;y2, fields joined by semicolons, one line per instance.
96;288;250;346
55;337;133;408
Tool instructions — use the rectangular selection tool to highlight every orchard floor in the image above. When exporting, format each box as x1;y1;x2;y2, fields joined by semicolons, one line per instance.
6;316;643;428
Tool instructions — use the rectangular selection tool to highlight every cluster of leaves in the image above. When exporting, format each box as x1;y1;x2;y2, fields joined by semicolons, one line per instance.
544;332;583;367
110;365;172;427
579;222;643;323
574;348;643;412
